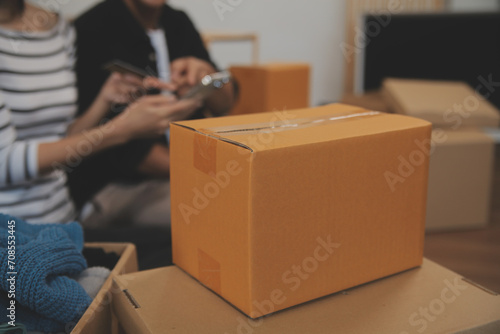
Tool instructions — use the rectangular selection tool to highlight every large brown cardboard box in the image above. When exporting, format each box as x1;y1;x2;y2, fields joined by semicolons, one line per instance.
426;130;495;231
71;242;138;334
229;63;310;115
169;103;432;317
111;260;500;334
383;78;500;128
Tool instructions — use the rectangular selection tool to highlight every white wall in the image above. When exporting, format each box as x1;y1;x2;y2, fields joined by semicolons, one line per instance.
169;0;346;106
30;0;346;106
28;0;99;17
449;0;499;12
28;0;500;106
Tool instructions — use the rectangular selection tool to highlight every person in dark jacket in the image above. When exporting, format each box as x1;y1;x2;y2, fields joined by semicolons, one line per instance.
72;0;237;227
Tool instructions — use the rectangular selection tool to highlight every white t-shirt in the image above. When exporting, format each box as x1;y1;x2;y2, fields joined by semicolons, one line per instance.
147;28;170;81
147;28;172;142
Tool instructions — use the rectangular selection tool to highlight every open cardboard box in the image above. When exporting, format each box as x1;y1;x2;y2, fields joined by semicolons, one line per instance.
71;242;138;334
111;259;500;334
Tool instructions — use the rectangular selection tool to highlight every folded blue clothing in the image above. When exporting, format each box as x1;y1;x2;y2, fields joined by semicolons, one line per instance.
0;213;92;332
0;214;84;251
0;292;65;332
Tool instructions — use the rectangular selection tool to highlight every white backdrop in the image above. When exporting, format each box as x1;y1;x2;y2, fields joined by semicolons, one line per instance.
29;0;500;106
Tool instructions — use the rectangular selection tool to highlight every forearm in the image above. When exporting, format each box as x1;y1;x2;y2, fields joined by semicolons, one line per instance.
38;123;128;175
205;81;236;117
68;97;110;135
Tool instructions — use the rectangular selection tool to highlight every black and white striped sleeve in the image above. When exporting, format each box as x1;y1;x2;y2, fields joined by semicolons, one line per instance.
0;93;39;186
63;22;76;69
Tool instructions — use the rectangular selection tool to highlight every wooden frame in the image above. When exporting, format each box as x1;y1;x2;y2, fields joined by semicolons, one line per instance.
201;31;259;64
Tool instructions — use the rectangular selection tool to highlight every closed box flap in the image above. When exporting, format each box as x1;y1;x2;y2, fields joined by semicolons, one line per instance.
172;103;431;152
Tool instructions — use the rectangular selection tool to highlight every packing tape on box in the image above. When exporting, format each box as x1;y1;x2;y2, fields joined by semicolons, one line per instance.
194;132;218;175
193;110;381;175
202;110;381;135
198;248;222;294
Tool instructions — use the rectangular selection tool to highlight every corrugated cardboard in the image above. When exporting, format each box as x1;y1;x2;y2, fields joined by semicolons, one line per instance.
229;63;310;115
383;78;500;128
170;103;432;317
426;130;494;231
111;260;500;334
71;242;138;334
341;90;391;113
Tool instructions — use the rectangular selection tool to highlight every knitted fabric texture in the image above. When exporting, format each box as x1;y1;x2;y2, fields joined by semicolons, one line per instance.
0;214;92;332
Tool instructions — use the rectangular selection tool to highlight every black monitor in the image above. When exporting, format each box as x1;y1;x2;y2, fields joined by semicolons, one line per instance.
361;12;500;109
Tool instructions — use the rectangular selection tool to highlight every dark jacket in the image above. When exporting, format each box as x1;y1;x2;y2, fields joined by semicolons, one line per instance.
75;0;215;115
69;0;216;208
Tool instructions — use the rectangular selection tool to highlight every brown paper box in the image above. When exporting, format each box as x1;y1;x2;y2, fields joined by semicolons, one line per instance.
71;242;138;334
229;63;310;115
169;103;432;317
383;78;500;128
426;129;494;230
111;260;500;334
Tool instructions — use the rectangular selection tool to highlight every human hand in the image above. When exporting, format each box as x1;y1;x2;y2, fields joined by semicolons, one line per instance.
170;56;216;97
111;94;202;140
97;72;144;106
143;76;177;95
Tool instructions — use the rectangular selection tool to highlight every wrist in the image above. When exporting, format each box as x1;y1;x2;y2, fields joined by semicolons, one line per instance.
101;119;130;146
94;92;111;111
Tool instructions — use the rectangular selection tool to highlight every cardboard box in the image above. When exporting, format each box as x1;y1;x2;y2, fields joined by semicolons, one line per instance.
170;103;432;317
426;130;494;231
71;242;138;334
229;63;310;115
383;78;500;128
341;90;391;113
111;260;500;334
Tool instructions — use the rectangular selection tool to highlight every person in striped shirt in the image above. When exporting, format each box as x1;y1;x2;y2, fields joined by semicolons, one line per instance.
0;0;200;223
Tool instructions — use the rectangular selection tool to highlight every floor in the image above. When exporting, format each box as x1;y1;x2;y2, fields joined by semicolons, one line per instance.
424;145;500;294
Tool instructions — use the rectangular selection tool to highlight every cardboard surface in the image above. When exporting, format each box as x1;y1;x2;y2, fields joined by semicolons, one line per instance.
229;63;310;115
72;242;138;334
383;78;500;128
341;90;391;113
426;130;494;231
111;260;500;334
170;103;432;317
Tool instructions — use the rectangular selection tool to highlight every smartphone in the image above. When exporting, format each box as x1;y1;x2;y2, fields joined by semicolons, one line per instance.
181;70;232;100
102;59;150;78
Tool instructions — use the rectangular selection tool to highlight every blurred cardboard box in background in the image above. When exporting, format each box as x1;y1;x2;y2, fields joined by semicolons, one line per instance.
229;63;310;115
383;78;500;128
425;130;494;231
383;78;497;231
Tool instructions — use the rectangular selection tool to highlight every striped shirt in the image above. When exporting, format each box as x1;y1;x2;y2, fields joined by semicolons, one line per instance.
0;17;77;223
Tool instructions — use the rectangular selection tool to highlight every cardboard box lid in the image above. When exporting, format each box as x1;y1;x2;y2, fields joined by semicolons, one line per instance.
382;78;500;128
112;260;500;334
172;103;430;152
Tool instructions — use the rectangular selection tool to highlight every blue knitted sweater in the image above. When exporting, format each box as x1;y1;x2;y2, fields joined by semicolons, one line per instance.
0;214;92;332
